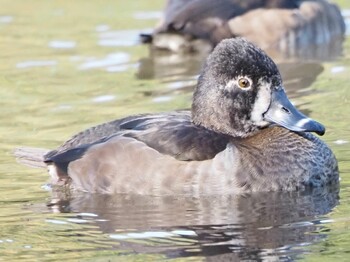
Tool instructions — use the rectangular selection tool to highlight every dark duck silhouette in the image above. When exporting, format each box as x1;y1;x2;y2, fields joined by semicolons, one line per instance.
141;0;345;57
15;38;338;195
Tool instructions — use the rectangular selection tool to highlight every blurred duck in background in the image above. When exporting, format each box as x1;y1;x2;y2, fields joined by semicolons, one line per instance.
141;0;345;59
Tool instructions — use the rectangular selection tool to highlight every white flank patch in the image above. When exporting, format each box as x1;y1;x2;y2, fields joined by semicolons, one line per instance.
251;81;271;125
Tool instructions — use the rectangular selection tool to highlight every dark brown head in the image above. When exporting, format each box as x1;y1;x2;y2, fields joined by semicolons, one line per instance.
191;38;325;137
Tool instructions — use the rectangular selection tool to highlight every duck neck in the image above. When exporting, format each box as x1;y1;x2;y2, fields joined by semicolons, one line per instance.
191;105;260;138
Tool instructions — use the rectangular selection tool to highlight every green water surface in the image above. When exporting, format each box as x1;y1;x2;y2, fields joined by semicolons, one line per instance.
1;0;350;261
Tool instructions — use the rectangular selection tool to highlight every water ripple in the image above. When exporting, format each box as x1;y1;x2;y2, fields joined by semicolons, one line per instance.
49;40;76;49
95;24;110;32
78;53;129;70
16;60;57;69
98;30;144;47
133;11;162;20
0;16;13;24
91;95;116;103
152;96;173;103
109;229;196;240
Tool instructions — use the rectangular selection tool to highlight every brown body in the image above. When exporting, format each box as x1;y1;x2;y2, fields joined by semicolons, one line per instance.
44;127;337;195
146;0;345;57
14;39;339;195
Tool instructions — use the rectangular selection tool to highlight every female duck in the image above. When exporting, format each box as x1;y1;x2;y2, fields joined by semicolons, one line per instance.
15;38;338;195
143;0;345;56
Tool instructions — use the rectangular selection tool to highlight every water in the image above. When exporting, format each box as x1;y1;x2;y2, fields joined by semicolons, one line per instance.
1;0;350;261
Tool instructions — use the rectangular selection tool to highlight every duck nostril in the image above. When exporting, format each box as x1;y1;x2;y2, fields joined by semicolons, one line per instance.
281;107;290;114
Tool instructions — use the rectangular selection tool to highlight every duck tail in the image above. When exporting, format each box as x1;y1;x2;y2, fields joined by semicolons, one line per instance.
13;147;49;169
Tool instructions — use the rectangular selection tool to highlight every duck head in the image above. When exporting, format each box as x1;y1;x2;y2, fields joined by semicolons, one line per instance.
191;38;325;137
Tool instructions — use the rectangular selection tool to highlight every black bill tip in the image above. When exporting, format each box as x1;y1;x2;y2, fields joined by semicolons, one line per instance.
264;88;326;136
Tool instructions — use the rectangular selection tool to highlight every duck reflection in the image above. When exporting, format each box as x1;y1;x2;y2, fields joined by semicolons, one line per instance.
48;185;339;260
137;0;343;93
137;51;324;101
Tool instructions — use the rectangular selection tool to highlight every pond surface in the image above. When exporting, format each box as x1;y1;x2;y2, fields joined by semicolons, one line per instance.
1;0;350;261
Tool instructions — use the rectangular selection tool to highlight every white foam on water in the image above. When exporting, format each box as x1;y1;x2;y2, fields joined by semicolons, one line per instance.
49;40;76;49
46;219;68;225
334;139;349;145
16;60;57;69
331;66;345;74
92;95;116;103
152;96;173;103
0;16;13;23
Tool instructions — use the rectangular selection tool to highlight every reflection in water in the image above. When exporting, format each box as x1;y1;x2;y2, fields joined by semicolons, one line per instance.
142;0;345;62
137;49;324;100
98;29;144;47
277;62;324;98
133;11;162;20
47;186;339;260
78;52;130;71
275;38;344;61
137;50;207;80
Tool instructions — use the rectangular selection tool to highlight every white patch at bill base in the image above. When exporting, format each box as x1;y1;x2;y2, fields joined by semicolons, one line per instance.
251;81;272;126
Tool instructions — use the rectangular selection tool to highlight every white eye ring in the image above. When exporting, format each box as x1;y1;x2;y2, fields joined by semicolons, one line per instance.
224;77;253;91
237;77;252;89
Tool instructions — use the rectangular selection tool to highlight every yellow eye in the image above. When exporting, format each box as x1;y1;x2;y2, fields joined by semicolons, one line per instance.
238;78;251;88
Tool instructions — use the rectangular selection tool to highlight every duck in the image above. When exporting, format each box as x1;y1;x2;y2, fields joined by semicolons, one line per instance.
141;0;345;57
15;38;338;195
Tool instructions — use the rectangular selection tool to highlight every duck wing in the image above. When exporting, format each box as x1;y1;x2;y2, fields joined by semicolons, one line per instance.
44;111;230;173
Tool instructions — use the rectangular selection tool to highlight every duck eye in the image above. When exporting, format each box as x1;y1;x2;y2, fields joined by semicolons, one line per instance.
238;78;251;89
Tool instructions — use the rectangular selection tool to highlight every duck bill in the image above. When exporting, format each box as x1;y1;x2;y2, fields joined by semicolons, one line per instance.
263;88;325;136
